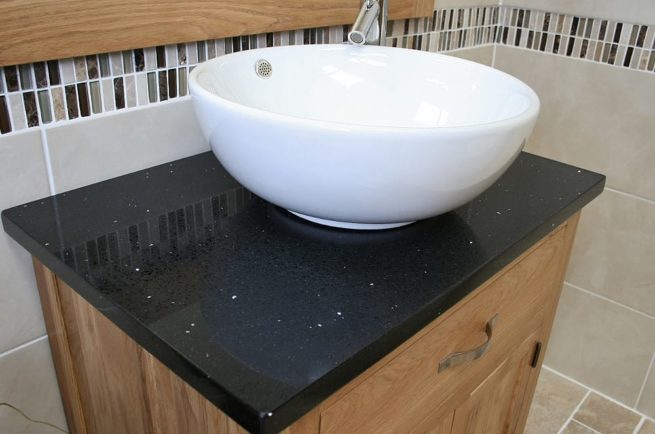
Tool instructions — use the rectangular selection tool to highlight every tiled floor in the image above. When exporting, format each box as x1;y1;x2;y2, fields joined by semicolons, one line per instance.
526;367;655;434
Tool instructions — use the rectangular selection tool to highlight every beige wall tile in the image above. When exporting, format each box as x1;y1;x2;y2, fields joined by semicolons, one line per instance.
525;369;587;434
562;421;597;434
639;361;655;418
639;419;655;434
494;46;655;201
503;0;655;25
574;392;641;434
545;284;655;405
566;189;655;316
46;99;209;193
0;338;67;433
0;130;51;353
446;46;494;66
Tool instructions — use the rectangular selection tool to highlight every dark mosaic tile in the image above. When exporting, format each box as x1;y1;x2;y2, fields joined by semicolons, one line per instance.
47;60;60;86
86;55;99;80
167;69;177;98
0;95;11;134
580;39;589;58
599;20;608;40
114;77;125;109
624;46;634;67
34;62;48;88
22;91;39;127
177;44;187;65
156;46;166;68
613;22;623;43
570;17;579;37
65;85;79;119
637;25;647;47
77;83;90;117
543;13;550;32
158;71;167;101
134;49;145;72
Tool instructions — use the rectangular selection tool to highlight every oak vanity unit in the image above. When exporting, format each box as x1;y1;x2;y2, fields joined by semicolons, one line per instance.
2;151;604;434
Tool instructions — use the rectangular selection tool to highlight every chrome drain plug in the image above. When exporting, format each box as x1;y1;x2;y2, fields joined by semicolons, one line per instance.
255;59;272;78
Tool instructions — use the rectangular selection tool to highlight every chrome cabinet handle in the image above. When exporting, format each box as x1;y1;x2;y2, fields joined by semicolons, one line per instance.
438;314;499;373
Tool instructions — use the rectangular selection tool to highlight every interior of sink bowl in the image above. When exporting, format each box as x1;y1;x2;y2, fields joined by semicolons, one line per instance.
192;44;538;129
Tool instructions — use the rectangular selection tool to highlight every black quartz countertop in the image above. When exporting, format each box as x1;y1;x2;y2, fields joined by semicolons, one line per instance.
2;151;604;433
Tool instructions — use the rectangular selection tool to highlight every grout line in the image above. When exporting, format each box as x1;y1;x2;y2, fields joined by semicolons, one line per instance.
40;127;57;195
557;389;592;434
544;365;655;422
491;38;498;66
634;416;646;434
605;187;655;206
635;350;655;408
0;335;47;359
565;281;655;321
574;419;603;434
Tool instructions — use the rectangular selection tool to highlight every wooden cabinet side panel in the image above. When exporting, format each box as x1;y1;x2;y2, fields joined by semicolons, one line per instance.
32;259;88;434
141;346;321;434
55;277;154;434
512;212;581;433
140;349;250;434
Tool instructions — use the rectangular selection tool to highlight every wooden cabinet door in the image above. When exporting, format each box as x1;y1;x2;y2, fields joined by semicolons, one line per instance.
449;330;540;434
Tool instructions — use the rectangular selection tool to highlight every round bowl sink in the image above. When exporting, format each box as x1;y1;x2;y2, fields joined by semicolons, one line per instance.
189;44;540;230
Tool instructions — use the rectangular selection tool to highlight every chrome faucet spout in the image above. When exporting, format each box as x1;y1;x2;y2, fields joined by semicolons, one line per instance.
348;0;388;46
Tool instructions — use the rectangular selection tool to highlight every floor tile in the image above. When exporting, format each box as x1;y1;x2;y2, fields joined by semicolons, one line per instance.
525;369;588;434
561;420;598;434
574;392;641;434
639;419;655;434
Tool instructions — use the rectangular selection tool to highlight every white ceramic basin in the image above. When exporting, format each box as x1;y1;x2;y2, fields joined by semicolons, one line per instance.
189;44;540;230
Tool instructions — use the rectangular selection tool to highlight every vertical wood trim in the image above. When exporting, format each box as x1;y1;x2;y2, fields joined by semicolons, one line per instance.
512;212;581;434
32;258;88;434
55;276;154;434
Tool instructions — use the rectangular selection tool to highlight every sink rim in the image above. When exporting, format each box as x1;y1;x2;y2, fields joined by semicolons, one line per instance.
189;44;540;133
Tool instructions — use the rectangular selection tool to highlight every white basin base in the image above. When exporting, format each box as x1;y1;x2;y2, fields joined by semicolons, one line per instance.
288;211;414;230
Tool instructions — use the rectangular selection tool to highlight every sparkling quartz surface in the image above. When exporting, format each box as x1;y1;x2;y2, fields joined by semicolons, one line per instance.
2;151;604;433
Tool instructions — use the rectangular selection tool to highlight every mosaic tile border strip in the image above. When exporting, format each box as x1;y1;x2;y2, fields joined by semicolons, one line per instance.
2;5;654;136
497;6;655;71
0;7;495;136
